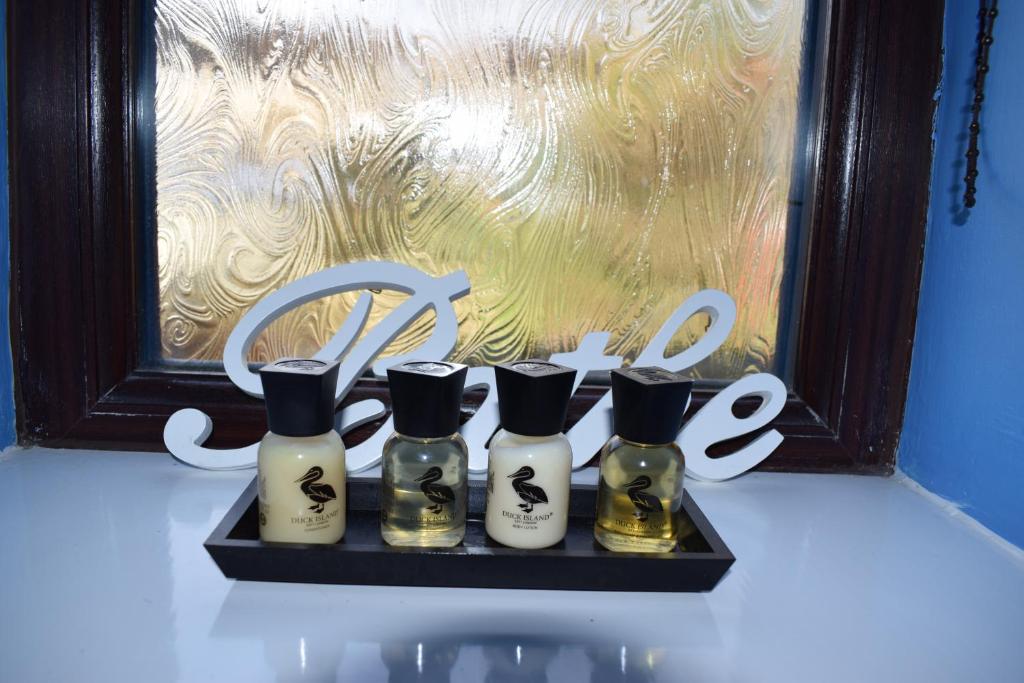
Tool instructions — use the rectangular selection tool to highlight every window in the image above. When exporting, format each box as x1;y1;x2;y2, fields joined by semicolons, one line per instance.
8;0;943;473
152;0;813;381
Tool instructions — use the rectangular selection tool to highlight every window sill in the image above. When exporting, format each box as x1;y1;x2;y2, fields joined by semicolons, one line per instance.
1;447;1021;681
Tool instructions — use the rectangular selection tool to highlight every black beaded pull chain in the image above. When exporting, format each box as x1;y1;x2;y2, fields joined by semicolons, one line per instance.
964;0;998;208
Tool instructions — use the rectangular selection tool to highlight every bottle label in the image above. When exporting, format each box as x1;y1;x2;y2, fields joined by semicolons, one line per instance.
609;516;665;533
413;465;457;522
622;475;662;522
596;474;677;539
287;465;341;532
258;473;269;527
500;465;553;530
500;508;556;531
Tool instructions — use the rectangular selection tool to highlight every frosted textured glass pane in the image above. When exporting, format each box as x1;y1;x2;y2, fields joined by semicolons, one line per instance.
155;0;808;378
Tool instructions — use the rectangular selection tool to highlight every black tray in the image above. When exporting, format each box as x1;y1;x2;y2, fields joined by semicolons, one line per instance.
205;478;734;592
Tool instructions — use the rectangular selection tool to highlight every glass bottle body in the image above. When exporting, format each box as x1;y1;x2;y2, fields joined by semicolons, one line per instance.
258;430;346;544
381;432;468;547
594;435;684;553
484;429;573;549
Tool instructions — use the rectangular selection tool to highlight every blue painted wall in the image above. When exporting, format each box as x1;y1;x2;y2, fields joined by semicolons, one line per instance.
900;1;1024;548
0;0;16;449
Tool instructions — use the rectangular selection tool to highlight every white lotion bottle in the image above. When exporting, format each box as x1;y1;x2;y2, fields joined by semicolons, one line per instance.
257;358;346;544
485;360;577;549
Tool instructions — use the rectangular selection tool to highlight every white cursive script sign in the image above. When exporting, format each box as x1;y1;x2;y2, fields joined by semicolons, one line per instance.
163;262;787;481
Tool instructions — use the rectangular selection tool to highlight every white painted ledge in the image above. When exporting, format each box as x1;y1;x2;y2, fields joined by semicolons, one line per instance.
1;447;1022;682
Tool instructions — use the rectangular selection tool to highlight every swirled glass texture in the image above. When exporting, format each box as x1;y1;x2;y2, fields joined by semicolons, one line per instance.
156;0;809;378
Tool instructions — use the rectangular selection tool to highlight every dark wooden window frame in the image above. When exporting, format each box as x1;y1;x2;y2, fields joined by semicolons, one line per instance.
7;0;943;472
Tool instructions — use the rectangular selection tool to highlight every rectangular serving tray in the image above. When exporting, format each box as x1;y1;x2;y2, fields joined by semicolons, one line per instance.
205;477;734;592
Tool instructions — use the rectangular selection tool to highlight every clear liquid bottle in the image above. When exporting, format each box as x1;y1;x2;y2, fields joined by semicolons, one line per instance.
382;361;469;547
484;360;577;549
257;358;346;544
594;366;692;553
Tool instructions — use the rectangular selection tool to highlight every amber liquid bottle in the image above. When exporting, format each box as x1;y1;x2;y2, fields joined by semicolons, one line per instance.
381;361;469;547
594;366;693;553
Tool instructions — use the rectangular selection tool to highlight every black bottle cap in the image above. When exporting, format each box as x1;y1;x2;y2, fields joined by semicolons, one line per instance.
387;361;468;438
259;358;340;437
611;366;693;445
494;360;577;437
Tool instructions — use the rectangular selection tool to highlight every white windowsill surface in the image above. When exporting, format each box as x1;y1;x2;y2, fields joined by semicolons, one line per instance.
1;447;1022;682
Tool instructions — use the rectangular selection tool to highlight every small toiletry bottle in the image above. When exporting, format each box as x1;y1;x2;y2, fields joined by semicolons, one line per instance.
257;358;346;544
485;360;577;549
594;366;692;553
381;361;469;547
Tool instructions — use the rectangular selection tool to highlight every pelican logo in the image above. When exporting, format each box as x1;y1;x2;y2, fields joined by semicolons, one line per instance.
508;466;548;514
511;361;558;375
625;476;662;522
628;367;678;383
415;466;455;514
275;359;327;370
295;466;337;514
404;362;454;376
